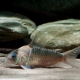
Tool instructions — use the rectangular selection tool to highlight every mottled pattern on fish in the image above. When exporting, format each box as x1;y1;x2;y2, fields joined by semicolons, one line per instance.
31;46;63;56
27;46;64;67
13;45;64;67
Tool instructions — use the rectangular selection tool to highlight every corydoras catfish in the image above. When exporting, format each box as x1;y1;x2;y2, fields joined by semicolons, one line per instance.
4;44;80;70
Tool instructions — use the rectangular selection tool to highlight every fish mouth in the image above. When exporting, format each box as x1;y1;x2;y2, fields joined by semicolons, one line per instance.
2;57;19;68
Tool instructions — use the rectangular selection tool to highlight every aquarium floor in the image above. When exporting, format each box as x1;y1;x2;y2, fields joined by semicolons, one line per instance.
0;53;80;80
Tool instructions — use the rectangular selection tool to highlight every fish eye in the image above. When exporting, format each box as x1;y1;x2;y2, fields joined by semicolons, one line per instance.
11;53;16;59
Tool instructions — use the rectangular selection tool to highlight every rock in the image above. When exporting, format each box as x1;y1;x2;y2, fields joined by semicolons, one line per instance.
0;11;36;42
31;19;80;51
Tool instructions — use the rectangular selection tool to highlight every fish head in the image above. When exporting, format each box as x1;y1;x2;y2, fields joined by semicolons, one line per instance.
3;50;18;67
4;45;31;68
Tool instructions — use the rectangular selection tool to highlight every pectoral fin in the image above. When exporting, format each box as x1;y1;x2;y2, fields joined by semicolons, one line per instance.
20;65;31;70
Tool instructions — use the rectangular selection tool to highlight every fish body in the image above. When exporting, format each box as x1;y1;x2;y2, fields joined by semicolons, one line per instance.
4;45;80;69
27;46;63;67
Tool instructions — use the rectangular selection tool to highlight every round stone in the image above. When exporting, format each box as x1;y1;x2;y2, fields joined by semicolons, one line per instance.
31;19;80;51
0;11;36;42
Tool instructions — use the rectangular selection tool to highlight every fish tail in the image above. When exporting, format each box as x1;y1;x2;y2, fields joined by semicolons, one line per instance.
62;46;80;68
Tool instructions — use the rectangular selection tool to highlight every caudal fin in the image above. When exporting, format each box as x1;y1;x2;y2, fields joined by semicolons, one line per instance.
62;46;80;68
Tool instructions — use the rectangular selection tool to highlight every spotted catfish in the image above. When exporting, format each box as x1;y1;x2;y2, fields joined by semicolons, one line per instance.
4;44;80;70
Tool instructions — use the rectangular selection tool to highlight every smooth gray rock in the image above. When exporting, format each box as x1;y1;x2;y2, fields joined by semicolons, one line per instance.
0;11;36;42
31;19;80;50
